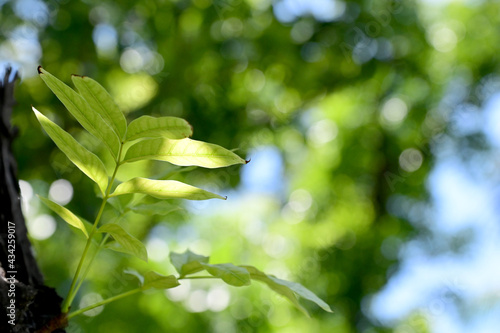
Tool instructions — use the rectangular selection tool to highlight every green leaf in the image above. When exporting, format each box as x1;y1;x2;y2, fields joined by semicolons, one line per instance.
130;201;181;216
33;107;108;195
126;115;192;141
109;177;226;200
143;271;180;289
38;195;88;238
267;276;333;313
241;266;332;315
169;250;209;277
241;266;307;315
72;75;127;141
201;263;251;287
37;67;120;159
99;223;147;262
122;137;247;169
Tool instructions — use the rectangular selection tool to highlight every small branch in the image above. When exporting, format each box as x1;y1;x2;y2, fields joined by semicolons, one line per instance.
71;210;128;300
62;143;124;312
67;288;143;319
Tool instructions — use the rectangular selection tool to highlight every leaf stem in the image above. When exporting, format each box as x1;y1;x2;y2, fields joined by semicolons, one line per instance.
67;287;143;319
62;144;123;313
62;200;106;312
71;234;110;298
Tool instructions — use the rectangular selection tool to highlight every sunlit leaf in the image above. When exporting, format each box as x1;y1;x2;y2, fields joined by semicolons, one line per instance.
201;263;251;287
110;177;226;200
99;223;148;262
38;195;88;238
143;271;180;289
33;107;108;195
72;75;127;141
130;201;181;216
169;250;209;277
122;137;247;169
38;67;120;159
241;265;332;315
126;115;192;141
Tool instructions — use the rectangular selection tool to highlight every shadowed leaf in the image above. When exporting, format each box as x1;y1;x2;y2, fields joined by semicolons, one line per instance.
130;201;181;216
99;223;147;262
169;250;209;277
241;265;332;315
201;263;251;287
143;271;180;289
123;269;144;286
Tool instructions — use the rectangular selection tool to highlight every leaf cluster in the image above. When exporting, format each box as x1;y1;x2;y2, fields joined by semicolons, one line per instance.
33;68;331;318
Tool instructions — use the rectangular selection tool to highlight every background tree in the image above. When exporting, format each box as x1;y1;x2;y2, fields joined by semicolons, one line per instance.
0;68;65;332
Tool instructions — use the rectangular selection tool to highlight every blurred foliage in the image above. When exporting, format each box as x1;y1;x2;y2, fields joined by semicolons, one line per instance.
2;0;498;332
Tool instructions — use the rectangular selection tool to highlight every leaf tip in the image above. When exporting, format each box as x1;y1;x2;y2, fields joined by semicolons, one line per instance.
37;66;43;74
31;106;41;115
224;196;228;200
245;158;251;164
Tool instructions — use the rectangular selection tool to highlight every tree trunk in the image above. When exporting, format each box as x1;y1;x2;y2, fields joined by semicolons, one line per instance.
0;67;66;332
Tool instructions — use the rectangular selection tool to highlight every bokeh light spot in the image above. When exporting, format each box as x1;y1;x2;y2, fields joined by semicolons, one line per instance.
185;289;208;313
207;285;231;312
399;148;424;173
307;119;338;145
381;97;408;126
146;238;169;262
166;280;191;302
49;179;73;206
79;293;104;317
28;214;56;240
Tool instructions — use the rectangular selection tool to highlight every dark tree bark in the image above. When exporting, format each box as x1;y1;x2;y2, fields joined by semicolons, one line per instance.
0;67;66;332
